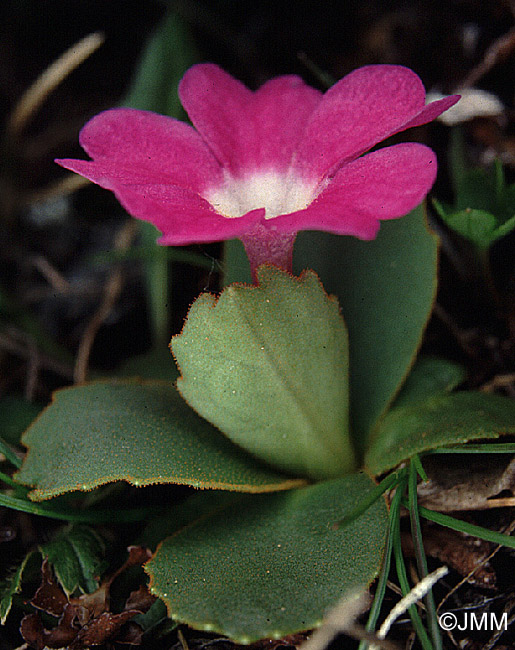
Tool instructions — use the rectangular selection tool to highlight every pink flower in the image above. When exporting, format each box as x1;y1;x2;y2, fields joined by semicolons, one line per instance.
56;64;458;278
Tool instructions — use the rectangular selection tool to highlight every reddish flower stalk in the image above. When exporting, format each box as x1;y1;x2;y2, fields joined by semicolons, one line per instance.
57;64;459;280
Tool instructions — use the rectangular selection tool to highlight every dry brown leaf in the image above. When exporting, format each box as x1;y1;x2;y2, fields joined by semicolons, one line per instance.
70;610;140;648
20;546;154;649
418;455;515;511
402;527;496;588
30;559;69;617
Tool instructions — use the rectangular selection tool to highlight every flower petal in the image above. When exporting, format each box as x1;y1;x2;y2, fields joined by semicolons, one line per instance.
64;107;223;193
108;182;265;245
178;64;252;172
179;64;321;175
401;95;461;129
294;65;458;180
274;143;437;238
242;75;322;172
55;159;178;189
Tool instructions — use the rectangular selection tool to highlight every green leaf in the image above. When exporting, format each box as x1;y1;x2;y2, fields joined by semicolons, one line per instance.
141;490;242;550
365;391;515;475
116;347;179;382
494;212;515;240
392;356;466;408
293;204;438;457
90;245;215;269
443;148;515;245
453;159;515;226
146;473;388;643
172;266;355;480
132;598;175;634
15;380;304;501
0;437;22;469
123;9;196;117
139;221;171;349
223;238;252;285
417;505;515;550
40;525;106;596
0;490;156;523
0;396;43;446
442;208;499;248
0;552;40;624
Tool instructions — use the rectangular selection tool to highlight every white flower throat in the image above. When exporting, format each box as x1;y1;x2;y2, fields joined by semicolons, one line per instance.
204;171;319;219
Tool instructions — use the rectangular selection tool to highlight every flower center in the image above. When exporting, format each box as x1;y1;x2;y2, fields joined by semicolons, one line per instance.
204;171;318;220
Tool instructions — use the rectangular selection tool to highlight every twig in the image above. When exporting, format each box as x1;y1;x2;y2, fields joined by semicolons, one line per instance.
480;373;515;393
24;337;39;401
437;517;515;615
432;303;478;357
73;220;138;384
481;497;515;508
482;600;515;650
177;629;190;650
300;590;399;650
0;330;74;383
386;581;404;600
7;32;104;137
25;175;90;206
460;25;515;89
0;329;41;400
30;256;70;294
371;567;448;650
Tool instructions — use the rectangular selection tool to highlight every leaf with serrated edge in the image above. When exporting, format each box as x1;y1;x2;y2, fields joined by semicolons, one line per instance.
0;552;39;624
40;525;106;595
365;391;515;475
146;473;387;643
172;265;355;481
15;380;305;501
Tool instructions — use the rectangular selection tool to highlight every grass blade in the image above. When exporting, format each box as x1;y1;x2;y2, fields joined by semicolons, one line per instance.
408;459;442;650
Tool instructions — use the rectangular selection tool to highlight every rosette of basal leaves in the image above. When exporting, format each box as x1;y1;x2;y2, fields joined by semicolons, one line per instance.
15;263;387;643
